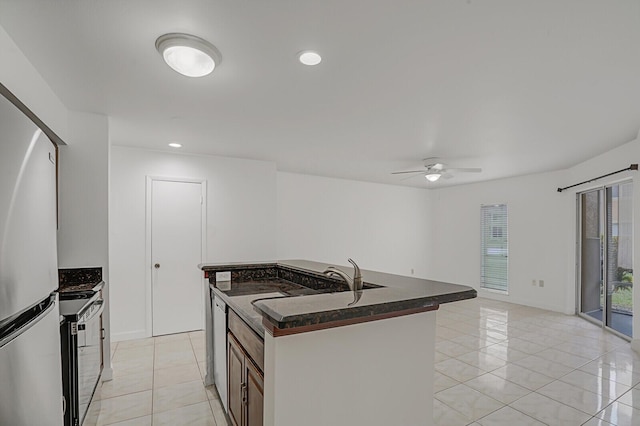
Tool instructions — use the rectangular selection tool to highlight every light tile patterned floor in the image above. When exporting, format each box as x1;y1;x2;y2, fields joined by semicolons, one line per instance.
85;297;640;425
435;297;640;426
84;330;229;426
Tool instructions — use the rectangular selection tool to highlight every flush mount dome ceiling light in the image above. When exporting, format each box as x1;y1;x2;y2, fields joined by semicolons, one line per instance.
425;173;441;182
168;142;182;148
298;51;322;66
156;33;222;77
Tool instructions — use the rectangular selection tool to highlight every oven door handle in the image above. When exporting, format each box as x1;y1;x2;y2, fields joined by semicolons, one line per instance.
78;300;104;326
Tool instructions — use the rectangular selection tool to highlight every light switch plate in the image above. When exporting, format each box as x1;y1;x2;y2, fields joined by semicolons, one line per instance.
216;271;231;282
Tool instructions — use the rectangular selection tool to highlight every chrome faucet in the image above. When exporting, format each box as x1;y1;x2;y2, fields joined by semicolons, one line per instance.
324;258;363;306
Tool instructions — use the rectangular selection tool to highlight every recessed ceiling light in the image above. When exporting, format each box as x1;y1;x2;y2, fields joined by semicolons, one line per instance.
156;33;222;77
298;51;322;66
425;173;441;182
168;143;182;148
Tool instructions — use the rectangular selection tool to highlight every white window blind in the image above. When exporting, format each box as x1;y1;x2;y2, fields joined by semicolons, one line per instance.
481;204;508;292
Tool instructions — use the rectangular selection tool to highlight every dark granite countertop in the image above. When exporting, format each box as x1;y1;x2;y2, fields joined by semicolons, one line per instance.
210;283;287;338
202;260;476;336
58;267;104;293
211;278;330;337
58;281;104;294
214;279;322;297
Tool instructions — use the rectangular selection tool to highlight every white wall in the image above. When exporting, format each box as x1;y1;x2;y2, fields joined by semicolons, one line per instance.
57;110;112;378
0;25;68;140
109;146;277;340
430;135;639;332
57;111;110;269
430;170;570;313
107;139;638;344
276;172;432;278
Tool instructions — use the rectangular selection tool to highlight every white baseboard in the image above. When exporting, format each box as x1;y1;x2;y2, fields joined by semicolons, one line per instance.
101;366;113;382
478;290;566;314
111;329;149;342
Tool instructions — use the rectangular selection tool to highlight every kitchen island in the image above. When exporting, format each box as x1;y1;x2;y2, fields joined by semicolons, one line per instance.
200;260;476;426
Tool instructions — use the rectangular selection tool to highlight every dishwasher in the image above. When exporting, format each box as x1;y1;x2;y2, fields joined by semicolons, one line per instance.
213;295;228;412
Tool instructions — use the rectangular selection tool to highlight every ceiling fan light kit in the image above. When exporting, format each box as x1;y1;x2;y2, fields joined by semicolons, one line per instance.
156;33;222;77
392;157;482;183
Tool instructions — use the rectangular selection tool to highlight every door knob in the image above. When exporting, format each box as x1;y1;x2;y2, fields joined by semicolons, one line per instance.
154;263;160;269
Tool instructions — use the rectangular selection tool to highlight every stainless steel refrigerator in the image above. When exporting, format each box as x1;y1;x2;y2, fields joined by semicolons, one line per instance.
0;89;64;425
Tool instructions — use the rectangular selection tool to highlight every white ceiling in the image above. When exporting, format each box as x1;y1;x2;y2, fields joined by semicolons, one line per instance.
1;0;639;187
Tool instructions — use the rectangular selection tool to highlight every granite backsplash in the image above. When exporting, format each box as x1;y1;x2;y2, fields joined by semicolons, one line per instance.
209;264;379;293
58;267;103;293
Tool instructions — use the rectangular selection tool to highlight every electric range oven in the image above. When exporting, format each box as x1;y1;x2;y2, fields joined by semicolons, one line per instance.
59;290;104;426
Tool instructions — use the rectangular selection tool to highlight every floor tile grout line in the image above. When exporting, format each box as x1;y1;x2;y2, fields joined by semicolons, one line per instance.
88;333;222;426
475;400;543;426
435;383;507;423
153;399;213;418
189;332;218;420
108;302;635;426
522;388;609;421
436;301;634;426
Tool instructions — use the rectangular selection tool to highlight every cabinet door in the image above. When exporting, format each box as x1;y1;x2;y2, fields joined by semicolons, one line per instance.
246;360;264;426
228;334;245;426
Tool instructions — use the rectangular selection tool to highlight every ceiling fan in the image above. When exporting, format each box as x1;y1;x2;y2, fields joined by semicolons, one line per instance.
391;158;482;182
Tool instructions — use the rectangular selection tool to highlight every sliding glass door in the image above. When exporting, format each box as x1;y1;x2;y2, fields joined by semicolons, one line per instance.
578;181;633;338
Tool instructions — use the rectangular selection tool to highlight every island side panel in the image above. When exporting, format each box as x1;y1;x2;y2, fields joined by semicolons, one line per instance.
263;310;436;426
204;284;214;386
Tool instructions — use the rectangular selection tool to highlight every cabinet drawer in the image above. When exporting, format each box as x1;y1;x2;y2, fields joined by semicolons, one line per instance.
228;310;264;372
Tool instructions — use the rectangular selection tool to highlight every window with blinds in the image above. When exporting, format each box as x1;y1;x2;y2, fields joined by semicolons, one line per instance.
481;204;508;292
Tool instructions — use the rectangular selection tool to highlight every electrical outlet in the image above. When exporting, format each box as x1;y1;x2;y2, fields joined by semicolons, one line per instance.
216;271;231;282
532;280;537;286
539;280;544;287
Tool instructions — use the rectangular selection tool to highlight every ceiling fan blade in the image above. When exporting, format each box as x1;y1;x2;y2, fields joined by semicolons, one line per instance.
400;173;424;182
391;170;426;175
445;167;482;173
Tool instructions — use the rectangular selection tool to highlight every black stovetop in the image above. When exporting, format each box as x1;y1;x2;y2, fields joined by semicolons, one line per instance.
59;291;100;320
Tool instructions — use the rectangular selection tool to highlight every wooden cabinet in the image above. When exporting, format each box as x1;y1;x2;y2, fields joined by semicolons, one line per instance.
245;359;264;426
228;334;245;426
227;310;264;426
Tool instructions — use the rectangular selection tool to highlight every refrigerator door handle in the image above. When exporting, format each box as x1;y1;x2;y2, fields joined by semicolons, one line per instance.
0;294;55;348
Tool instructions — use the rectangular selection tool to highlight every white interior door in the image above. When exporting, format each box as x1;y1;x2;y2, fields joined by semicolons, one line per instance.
151;179;204;336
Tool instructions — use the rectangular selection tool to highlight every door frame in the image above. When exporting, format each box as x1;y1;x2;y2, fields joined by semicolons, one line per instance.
575;187;606;327
576;178;633;341
145;176;207;337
